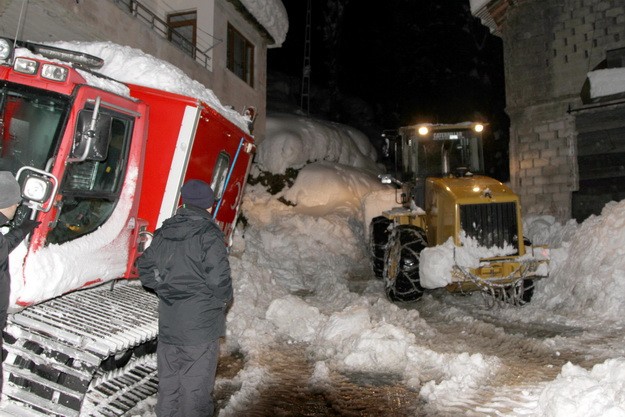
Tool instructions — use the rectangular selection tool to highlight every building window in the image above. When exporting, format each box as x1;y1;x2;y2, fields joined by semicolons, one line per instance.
168;10;197;58
227;24;254;86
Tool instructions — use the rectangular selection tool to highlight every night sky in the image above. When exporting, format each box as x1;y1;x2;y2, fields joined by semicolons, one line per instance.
267;0;510;181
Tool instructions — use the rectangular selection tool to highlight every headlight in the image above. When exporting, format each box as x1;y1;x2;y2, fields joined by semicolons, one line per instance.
22;175;51;202
418;126;429;136
0;38;13;62
41;64;68;82
14;57;39;75
474;123;484;133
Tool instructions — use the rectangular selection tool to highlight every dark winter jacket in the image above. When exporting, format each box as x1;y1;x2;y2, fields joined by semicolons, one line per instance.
137;205;233;346
0;212;30;325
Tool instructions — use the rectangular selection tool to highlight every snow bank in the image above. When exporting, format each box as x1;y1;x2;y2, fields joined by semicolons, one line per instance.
258;113;380;174
531;200;625;321
224;112;501;406
283;161;387;216
228;113;625;415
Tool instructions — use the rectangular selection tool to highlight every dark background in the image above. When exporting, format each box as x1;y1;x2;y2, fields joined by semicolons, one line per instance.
267;0;510;181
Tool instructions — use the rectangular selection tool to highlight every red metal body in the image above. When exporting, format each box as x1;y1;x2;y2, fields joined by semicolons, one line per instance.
1;52;254;309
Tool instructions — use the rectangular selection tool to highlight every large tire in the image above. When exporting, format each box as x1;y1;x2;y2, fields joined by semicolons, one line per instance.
383;225;427;302
369;216;392;279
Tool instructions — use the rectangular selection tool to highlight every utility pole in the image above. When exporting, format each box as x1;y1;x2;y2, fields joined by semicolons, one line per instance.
300;0;312;115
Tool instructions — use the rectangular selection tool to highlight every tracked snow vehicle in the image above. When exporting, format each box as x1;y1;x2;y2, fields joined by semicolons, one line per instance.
369;122;548;304
0;39;254;415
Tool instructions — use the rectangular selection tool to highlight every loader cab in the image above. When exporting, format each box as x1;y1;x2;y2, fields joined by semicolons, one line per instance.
398;122;486;180
392;122;486;208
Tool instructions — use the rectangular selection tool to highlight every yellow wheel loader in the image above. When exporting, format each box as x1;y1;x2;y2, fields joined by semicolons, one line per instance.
369;123;549;304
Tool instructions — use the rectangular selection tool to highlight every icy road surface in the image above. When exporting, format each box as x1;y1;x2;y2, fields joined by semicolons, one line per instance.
131;279;625;416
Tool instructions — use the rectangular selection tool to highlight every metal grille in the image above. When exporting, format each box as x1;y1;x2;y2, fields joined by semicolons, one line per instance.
460;202;519;253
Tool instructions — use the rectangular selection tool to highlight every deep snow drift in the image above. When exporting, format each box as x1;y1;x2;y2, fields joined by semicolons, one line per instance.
127;111;625;417
208;111;625;417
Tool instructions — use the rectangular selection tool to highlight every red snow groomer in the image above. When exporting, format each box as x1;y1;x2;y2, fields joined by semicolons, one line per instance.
0;38;254;416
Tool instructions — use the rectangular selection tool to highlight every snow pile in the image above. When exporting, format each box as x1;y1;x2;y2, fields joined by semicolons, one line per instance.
33;41;250;133
258;112;380;174
239;0;289;47
535;359;625;417
283;161;387;216
229;112;625;415
531;200;625;321
224;113;501;406
420;233;518;289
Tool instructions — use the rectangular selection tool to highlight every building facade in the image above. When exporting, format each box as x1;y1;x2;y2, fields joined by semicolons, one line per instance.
0;0;288;141
472;0;625;222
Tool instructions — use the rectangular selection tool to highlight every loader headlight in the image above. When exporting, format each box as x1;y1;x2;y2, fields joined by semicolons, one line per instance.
474;123;484;133
0;38;13;62
418;126;429;136
22;175;51;203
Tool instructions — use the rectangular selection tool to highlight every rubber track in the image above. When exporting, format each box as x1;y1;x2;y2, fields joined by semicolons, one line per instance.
1;280;159;416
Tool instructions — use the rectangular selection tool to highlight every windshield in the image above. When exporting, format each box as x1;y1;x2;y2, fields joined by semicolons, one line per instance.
401;129;484;178
0;83;70;174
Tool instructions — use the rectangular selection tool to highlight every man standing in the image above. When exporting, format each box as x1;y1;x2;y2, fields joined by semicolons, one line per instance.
0;171;39;393
138;179;232;417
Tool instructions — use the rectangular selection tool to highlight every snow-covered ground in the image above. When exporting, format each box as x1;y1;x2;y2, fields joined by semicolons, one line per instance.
125;110;625;416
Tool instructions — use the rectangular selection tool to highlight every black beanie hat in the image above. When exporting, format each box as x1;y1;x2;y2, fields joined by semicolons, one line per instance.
180;179;215;209
0;171;21;209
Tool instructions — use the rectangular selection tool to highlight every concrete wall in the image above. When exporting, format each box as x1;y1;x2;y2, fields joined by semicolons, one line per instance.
0;0;269;140
501;0;625;221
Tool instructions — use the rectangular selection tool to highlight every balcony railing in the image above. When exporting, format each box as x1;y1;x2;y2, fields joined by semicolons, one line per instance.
110;0;222;70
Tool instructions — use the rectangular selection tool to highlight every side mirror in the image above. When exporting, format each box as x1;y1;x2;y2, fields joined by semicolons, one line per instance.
69;97;112;163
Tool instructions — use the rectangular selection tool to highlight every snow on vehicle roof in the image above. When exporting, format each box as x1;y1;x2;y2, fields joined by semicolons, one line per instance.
15;41;251;133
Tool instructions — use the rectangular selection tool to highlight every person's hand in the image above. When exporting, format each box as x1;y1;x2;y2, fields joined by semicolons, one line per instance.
15;219;41;236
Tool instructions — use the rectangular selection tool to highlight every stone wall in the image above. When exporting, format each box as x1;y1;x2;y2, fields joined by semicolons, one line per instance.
500;0;625;221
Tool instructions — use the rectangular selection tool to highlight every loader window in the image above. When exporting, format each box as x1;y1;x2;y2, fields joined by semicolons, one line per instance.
413;133;484;177
47;114;133;245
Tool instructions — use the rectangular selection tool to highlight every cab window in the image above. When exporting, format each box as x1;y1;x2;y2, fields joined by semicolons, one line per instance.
47;114;132;245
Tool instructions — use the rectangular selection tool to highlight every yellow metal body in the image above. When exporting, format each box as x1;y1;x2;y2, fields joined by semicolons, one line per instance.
381;174;548;294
